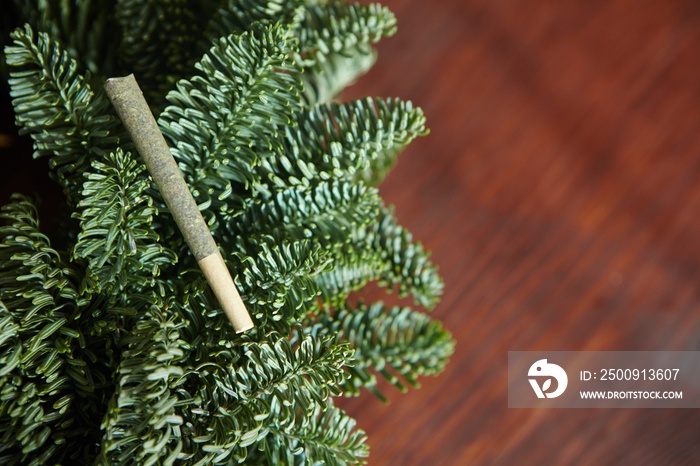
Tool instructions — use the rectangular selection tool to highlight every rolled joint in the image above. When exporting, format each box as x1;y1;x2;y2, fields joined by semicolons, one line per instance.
105;74;254;333
198;252;254;333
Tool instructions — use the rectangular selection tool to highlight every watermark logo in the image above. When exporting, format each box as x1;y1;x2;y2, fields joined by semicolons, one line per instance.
528;359;568;398
509;351;699;408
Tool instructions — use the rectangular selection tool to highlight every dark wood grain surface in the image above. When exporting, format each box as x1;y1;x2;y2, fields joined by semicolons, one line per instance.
339;0;700;465
2;1;700;465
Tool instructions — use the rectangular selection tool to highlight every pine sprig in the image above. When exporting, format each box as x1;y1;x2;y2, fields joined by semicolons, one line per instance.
189;333;356;464
231;181;381;246
158;24;304;228
314;242;387;307
235;333;350;414
99;305;190;466
233;237;330;330
314;205;443;309
1;1;452;464
266;97;428;188
207;1;398;104
299;3;397;59
5;25;120;203
10;0;118;78
0;196;97;465
73;149;177;302
365;206;444;309
309;301;454;399
297;2;397;104
263;401;369;465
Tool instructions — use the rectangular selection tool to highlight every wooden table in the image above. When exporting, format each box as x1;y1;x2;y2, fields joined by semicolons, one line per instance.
339;0;700;464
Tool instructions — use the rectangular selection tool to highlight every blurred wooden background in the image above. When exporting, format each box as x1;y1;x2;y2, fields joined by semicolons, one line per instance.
3;0;700;464
340;0;700;465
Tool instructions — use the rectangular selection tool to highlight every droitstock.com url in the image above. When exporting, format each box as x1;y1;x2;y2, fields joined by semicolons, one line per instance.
579;390;682;400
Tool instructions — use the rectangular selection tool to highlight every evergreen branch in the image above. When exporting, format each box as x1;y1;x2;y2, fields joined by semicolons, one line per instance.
158;24;304;229
236;333;350;414
233;236;331;330
314;243;387;307
297;2;397;103
206;0;304;37
366;206;444;309
99;306;190;466
310;301;454;398
314;205;443;309
264;401;369;465
352;99;429;186
0;195;98;464
11;0;118;78
207;2;397;104
190;333;352;464
298;3;397;63
115;0;218;105
1;3;449;464
73;149;177;303
5;25;120;203
231;180;381;247
262;97;428;188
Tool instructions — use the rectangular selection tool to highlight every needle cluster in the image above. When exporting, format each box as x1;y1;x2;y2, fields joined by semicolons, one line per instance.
0;2;454;464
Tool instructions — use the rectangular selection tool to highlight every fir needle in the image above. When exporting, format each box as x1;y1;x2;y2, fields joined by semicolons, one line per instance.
104;74;254;333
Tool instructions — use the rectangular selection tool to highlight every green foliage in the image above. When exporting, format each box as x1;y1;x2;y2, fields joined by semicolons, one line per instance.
5;25;120;203
308;301;455;400
296;2;397;104
73;148;177;302
1;1;454;464
187;333;359;464
115;0;218;105
99;304;189;466
315;205;443;309
0;196;98;464
233;236;330;330
266;97;428;188
10;0;119;78
262;401;368;465
365;206;444;308
159;24;304;228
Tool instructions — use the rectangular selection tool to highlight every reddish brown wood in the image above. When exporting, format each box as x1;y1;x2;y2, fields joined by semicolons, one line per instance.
339;0;700;464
